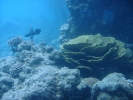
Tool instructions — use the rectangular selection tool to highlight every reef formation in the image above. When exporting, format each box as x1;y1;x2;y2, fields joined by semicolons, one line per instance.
0;33;133;99
0;39;93;100
59;0;133;43
61;34;133;78
1;0;133;100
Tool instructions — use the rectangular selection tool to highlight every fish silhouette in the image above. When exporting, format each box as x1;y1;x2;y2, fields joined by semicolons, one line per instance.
25;27;41;37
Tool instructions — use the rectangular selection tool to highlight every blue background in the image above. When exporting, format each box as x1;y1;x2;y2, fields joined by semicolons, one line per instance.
0;0;69;57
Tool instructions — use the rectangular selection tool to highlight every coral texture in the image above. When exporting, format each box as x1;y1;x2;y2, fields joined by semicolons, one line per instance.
61;34;133;78
0;72;14;98
7;36;23;53
91;73;133;100
0;40;92;100
1;38;133;100
1;66;82;100
7;36;22;47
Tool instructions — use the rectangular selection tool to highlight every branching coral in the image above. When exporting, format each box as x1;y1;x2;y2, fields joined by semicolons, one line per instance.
7;36;22;47
7;36;22;54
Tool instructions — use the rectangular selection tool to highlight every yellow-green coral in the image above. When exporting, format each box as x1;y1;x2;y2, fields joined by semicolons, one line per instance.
61;34;133;76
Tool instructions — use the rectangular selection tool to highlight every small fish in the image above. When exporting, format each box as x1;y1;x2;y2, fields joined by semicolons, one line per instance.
25;27;41;37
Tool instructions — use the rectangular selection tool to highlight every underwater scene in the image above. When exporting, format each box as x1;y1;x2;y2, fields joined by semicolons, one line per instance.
0;0;133;100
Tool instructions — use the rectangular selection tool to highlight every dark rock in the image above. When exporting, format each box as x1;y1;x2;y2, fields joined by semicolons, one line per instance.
60;0;133;44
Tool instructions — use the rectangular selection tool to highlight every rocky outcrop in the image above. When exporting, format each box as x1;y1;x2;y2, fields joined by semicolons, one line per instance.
60;0;133;44
92;73;133;100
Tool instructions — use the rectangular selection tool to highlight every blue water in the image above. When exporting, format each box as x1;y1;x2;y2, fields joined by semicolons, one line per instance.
0;0;69;57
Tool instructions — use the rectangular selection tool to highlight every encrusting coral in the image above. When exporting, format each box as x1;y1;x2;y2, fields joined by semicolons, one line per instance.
61;34;133;78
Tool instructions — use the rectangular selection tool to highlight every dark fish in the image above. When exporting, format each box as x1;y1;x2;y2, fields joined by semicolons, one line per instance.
25;28;41;37
34;29;41;35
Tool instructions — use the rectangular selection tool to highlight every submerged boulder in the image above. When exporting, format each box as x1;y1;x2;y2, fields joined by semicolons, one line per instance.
91;73;133;100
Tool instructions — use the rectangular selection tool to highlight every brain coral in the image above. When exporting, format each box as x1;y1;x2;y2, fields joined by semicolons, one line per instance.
61;34;133;78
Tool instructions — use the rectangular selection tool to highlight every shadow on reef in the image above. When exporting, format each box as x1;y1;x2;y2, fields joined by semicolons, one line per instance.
59;0;133;44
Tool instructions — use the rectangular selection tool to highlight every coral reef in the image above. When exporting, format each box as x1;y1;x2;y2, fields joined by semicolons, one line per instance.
9;62;24;78
91;73;133;100
1;0;133;99
82;77;99;89
45;45;54;53
60;0;133;44
0;57;92;100
0;39;97;100
7;36;22;54
0;72;14;98
17;41;32;52
1;67;81;100
7;36;22;47
1;38;133;99
49;50;64;65
59;23;70;43
61;34;133;78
